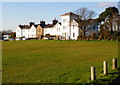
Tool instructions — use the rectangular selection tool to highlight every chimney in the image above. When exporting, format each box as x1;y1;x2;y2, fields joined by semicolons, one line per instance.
40;20;46;28
29;22;35;26
52;18;58;25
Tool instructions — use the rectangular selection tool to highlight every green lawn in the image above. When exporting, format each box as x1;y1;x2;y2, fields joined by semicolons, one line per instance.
2;40;118;83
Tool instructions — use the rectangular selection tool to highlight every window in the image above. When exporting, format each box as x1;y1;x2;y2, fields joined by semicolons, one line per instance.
63;26;66;29
63;19;66;22
93;25;96;29
57;28;59;32
63;19;67;22
59;28;60;32
32;29;35;32
73;25;74;29
73;33;75;37
87;25;90;28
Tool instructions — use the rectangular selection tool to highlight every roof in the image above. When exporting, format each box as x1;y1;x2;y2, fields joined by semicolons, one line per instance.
18;25;32;29
11;32;16;34
44;22;62;28
44;24;55;28
18;24;44;29
61;12;79;16
71;19;99;27
34;25;39;28
88;19;99;23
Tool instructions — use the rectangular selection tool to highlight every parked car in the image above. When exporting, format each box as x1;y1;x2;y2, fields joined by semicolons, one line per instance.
9;38;15;41
3;38;9;41
16;38;20;40
22;38;26;40
43;37;49;40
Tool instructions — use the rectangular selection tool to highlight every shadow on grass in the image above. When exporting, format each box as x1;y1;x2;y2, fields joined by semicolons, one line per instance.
111;68;120;85
89;68;120;85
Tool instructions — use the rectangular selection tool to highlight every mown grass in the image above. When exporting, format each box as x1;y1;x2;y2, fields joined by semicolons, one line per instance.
2;40;118;83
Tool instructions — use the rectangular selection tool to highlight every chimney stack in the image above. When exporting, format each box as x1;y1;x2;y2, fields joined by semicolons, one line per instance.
40;20;46;28
29;22;35;26
52;18;58;25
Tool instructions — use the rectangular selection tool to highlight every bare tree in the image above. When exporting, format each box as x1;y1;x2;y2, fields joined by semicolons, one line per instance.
74;7;97;38
2;30;12;35
75;7;97;20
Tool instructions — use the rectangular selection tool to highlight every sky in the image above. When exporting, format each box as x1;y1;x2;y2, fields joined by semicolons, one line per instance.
1;1;119;31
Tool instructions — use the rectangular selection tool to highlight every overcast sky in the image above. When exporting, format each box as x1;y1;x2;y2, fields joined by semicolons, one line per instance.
1;0;119;31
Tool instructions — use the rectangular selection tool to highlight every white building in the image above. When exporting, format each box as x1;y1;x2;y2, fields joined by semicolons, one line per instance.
61;12;80;40
16;12;99;40
44;12;80;40
16;23;36;38
44;12;99;40
16;21;45;39
44;19;62;39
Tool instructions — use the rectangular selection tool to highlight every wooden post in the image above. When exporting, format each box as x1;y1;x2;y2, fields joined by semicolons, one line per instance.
91;66;96;81
112;58;117;69
103;61;108;74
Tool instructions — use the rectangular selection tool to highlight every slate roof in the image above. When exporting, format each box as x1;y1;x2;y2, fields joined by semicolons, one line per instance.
44;24;55;28
71;19;99;27
44;22;62;28
18;24;44;29
18;25;31;29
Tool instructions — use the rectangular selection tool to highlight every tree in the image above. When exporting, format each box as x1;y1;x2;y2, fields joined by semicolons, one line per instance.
100;7;120;40
98;7;120;41
74;7;97;38
11;32;16;39
99;7;119;21
2;30;12;35
75;7;97;20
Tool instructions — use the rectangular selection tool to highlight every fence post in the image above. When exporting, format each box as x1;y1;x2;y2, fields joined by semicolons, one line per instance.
91;66;96;81
112;58;117;69
103;61;108;74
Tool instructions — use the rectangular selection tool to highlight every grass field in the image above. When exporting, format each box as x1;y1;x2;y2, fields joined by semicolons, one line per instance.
2;40;118;83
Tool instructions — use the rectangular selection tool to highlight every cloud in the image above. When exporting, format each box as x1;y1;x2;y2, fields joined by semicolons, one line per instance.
97;2;116;8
